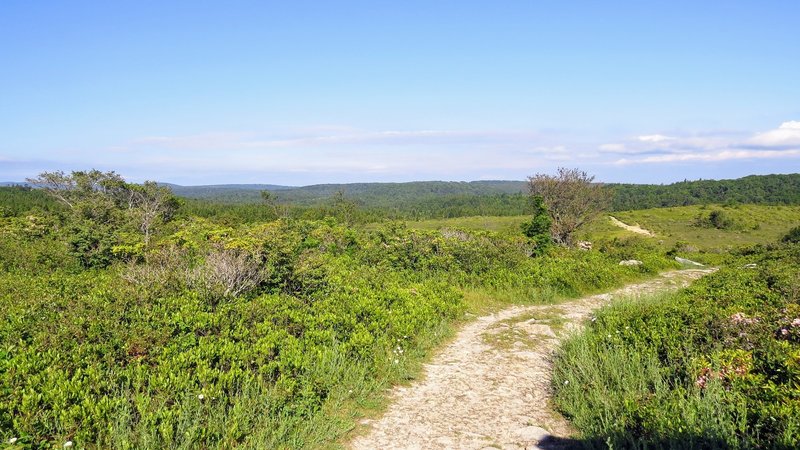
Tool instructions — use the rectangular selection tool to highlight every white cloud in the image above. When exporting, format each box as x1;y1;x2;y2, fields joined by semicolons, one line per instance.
637;134;674;143
11;121;796;184
610;121;800;166
98;127;587;181
529;145;572;161
748;120;800;147
130;129;544;151
618;149;800;164
598;143;626;152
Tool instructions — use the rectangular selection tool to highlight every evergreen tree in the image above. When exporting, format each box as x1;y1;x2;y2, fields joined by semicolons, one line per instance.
520;195;552;255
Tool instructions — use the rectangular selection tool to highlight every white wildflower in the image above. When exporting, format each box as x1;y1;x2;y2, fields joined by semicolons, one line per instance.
64;442;73;448
8;437;18;444
198;394;205;400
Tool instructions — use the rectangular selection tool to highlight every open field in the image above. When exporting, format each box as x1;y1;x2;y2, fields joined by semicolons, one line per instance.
408;204;800;252
406;215;528;234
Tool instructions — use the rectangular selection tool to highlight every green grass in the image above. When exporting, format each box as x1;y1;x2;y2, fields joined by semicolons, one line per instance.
586;204;800;251
482;308;566;350
406;205;800;256
552;243;800;449
407;215;528;234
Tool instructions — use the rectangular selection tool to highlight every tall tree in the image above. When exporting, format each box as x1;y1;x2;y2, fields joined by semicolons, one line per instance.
28;170;180;263
331;189;357;224
27;169;126;211
527;167;611;246
126;181;181;245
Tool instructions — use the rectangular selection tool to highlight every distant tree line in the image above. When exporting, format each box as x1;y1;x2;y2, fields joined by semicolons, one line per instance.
2;173;798;224
608;174;800;210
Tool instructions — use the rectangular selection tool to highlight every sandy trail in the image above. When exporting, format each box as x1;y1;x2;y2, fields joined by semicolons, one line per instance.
349;269;713;450
608;216;655;236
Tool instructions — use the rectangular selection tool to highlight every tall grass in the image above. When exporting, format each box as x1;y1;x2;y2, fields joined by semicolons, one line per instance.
552;240;800;450
552;296;748;449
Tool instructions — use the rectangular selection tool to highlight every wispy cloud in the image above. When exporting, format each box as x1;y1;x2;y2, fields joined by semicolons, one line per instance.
4;121;798;184
96;127;586;182
617;149;800;165
598;143;626;153
129;129;544;151
637;134;674;143
611;121;800;165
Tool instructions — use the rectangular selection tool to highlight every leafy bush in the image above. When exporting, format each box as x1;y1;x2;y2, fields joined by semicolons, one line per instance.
0;209;674;448
553;241;800;449
694;208;736;230
783;225;800;244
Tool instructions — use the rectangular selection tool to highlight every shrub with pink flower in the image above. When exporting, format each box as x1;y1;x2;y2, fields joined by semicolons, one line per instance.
776;307;800;342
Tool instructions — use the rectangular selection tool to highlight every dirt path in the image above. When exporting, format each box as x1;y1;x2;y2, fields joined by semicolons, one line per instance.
609;216;655;236
349;269;713;450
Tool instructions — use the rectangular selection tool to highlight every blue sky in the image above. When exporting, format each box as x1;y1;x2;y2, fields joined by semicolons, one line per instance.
1;1;799;185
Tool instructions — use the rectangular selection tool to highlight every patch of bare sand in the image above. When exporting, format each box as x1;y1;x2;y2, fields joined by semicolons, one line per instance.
609;216;655;236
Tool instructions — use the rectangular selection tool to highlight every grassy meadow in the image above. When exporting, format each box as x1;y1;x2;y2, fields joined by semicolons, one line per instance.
408;204;800;253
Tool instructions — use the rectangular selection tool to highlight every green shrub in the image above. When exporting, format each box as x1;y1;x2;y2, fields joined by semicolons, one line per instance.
553;241;800;449
694;209;736;230
520;195;552;255
783;225;800;244
0;213;675;448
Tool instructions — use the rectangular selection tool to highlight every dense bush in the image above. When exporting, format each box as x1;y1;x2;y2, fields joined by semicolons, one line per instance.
693;208;737;230
0;208;674;448
553;241;800;449
783;225;800;244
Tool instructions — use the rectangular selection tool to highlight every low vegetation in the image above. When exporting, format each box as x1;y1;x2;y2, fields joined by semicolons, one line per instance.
3;170;799;449
552;237;800;449
606;204;800;254
0;179;674;448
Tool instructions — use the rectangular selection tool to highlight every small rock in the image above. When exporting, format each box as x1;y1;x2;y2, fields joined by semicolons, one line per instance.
523;324;557;338
675;256;704;267
741;263;758;269
516;425;550;443
619;259;643;266
577;241;593;250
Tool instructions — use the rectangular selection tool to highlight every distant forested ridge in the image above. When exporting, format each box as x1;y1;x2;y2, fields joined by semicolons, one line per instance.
174;180;531;221
165;175;800;210
2;174;798;221
169;180;527;204
609;173;800;210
